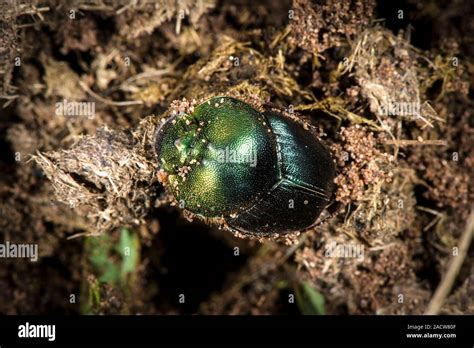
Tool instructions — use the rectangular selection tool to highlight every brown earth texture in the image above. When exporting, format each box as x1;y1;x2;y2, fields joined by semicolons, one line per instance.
0;0;473;315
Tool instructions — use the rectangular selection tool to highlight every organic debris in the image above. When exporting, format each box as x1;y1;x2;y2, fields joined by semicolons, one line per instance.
0;0;472;316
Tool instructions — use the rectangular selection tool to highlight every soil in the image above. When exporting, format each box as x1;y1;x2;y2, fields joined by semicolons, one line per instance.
0;0;472;315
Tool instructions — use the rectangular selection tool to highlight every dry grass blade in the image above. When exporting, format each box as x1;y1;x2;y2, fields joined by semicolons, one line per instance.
425;210;474;315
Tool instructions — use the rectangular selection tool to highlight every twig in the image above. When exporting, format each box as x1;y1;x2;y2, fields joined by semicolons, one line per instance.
385;139;447;146
425;210;474;315
122;68;173;85
79;81;143;106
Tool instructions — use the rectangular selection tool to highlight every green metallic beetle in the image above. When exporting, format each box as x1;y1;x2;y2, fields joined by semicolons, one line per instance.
154;96;335;236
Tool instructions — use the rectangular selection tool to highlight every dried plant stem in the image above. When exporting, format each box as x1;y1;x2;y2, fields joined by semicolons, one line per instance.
425;210;474;315
79;81;143;106
385;139;447;146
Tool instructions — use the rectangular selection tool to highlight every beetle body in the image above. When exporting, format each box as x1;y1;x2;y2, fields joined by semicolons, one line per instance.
155;96;335;236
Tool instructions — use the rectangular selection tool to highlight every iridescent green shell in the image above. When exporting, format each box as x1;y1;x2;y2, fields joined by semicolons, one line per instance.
155;96;335;235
